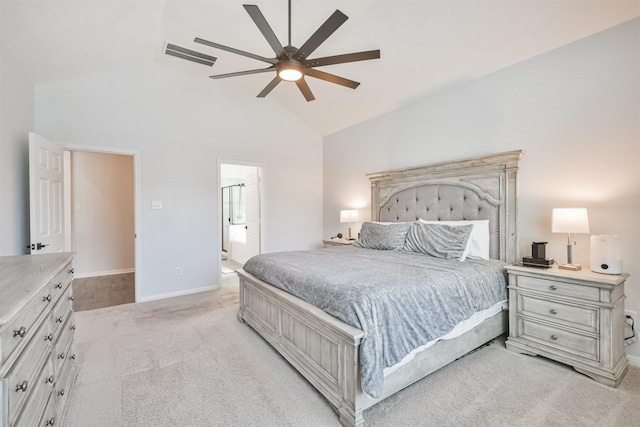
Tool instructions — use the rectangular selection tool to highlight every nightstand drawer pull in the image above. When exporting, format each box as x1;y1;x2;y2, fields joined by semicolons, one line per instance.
551;335;558;340
550;285;557;291
550;309;558;315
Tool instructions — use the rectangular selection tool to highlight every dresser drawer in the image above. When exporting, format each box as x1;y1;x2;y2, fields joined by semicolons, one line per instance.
13;355;54;427
515;275;600;302
6;321;53;424
518;294;599;333
48;263;74;304
0;286;53;365
53;316;75;378
519;318;599;362
39;392;57;427
54;346;75;419
51;287;73;340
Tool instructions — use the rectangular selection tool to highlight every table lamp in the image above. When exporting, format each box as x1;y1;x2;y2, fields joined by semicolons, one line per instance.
340;210;359;240
551;208;589;271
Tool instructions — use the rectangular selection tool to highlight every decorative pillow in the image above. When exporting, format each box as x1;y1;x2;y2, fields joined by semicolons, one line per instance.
418;219;490;260
404;222;473;260
354;222;411;251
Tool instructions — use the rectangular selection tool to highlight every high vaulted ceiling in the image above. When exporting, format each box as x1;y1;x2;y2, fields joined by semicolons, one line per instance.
1;1;638;136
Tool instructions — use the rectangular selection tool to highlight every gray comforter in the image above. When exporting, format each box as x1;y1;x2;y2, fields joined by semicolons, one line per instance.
243;245;507;398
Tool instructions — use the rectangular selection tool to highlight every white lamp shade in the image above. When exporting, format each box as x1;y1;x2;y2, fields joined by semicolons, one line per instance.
340;210;359;223
551;208;590;233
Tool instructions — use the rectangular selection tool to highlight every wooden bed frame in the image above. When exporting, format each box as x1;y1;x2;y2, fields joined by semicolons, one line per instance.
237;151;522;426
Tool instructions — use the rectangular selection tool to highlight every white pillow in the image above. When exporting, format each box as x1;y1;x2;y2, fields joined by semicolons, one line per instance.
417;219;490;260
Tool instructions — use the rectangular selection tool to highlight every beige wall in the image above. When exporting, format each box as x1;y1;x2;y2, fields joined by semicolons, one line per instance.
71;151;134;276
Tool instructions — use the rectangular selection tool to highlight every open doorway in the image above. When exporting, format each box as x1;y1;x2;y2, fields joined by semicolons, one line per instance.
66;149;137;310
219;162;264;287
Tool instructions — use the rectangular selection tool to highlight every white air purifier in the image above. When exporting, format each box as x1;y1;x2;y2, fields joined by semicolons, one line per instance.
590;235;623;275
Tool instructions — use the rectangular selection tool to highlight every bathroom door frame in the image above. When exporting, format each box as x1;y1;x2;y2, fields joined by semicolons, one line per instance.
217;159;265;284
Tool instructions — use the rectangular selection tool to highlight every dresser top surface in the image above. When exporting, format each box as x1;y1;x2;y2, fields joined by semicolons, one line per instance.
0;252;74;326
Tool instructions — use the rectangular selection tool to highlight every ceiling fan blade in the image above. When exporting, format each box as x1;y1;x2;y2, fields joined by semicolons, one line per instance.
194;37;278;65
257;76;282;98
243;5;286;58
293;10;348;61
295;78;316;102
305;68;360;89
209;67;276;79
165;43;217;67
305;50;380;68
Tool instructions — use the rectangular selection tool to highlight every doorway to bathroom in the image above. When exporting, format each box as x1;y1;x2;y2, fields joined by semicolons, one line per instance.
219;162;264;286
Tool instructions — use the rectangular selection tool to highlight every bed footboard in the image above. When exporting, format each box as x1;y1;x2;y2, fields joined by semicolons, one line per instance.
237;269;366;426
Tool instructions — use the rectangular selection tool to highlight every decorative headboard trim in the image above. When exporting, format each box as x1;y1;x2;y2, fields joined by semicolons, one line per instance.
367;150;523;264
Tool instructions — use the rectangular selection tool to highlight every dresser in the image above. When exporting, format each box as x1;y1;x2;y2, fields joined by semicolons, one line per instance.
0;253;77;427
505;264;628;387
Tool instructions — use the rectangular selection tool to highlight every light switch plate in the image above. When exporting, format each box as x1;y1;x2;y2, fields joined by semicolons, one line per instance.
151;200;163;210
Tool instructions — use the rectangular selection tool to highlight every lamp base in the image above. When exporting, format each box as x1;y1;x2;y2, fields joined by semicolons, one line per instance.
559;263;582;271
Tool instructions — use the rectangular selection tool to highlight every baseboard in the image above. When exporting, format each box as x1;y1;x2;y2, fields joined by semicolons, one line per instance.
74;268;135;279
138;285;220;303
627;352;640;368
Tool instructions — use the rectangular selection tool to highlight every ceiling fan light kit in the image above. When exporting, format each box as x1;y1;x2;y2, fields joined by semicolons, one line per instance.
167;0;380;101
277;60;304;81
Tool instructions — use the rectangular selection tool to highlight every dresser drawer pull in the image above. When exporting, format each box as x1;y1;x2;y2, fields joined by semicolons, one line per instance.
71;324;77;331
549;285;557;291
15;380;28;392
43;294;52;302
13;326;27;338
54;282;63;289
45;333;53;342
550;309;558;315
45;417;56;426
56;316;64;323
58;352;66;360
68;296;74;301
551;335;558;341
70;354;76;360
69;268;74;274
45;375;55;384
57;389;65;397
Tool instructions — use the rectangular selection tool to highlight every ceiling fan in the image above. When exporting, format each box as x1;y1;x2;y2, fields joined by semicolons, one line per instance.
192;0;381;101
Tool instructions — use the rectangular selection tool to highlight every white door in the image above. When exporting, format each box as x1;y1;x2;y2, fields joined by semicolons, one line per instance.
29;132;65;253
245;168;261;259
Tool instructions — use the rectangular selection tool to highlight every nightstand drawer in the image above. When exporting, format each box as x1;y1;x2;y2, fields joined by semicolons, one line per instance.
516;275;600;302
518;294;599;333
519;318;599;361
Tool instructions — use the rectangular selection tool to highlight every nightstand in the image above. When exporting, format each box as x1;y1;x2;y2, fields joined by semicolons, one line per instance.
505;264;629;387
322;238;355;247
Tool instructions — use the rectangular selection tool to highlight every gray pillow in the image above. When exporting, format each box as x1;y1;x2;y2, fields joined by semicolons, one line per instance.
354;222;411;251
404;222;473;260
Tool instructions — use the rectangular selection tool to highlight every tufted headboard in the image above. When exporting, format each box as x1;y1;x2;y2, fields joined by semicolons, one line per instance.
367;151;522;264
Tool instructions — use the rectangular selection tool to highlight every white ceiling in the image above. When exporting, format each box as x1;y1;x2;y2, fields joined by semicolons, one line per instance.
1;1;638;136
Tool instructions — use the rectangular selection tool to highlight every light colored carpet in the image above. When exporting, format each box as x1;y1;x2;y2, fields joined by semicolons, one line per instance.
64;287;640;427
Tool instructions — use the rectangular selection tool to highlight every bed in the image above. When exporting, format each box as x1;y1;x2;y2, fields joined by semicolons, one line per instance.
236;150;522;426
